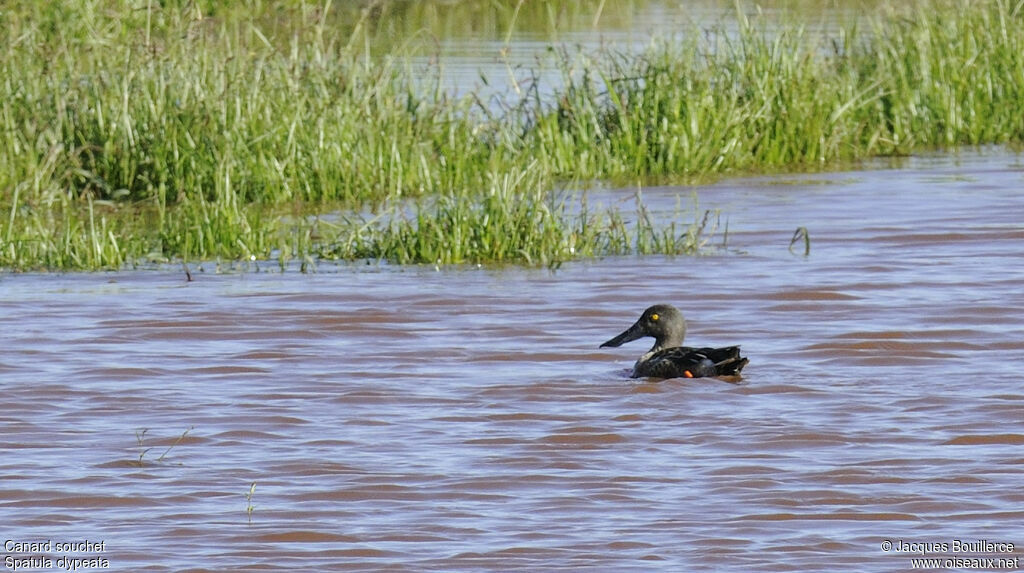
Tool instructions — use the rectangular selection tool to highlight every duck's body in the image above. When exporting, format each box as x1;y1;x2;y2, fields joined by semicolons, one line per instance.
600;304;748;379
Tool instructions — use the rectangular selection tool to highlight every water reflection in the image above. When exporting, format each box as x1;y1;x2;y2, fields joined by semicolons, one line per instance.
383;0;881;100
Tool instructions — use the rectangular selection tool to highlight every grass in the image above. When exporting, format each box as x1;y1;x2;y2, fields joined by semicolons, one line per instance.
529;1;1024;177
1;0;1022;270
133;425;195;467
245;482;256;523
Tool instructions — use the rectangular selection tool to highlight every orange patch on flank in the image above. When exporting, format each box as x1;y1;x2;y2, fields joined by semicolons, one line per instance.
683;371;694;378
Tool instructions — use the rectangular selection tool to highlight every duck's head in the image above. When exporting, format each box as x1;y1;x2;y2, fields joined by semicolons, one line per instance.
600;304;687;351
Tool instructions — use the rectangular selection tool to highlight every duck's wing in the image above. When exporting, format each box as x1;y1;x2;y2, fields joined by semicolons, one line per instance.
642;346;748;379
695;345;748;377
638;346;716;378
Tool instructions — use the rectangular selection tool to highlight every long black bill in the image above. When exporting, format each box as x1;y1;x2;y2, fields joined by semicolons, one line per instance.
600;320;646;348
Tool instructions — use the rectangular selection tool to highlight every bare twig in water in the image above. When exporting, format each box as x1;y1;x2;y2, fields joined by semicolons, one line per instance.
789;227;810;256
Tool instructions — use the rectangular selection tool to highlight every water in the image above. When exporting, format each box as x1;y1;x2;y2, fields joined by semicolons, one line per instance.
420;0;862;102
3;149;1023;571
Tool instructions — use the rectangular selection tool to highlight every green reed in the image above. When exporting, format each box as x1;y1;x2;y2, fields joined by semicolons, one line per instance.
1;0;1022;270
133;425;194;467
530;0;1024;177
245;482;256;523
321;169;714;267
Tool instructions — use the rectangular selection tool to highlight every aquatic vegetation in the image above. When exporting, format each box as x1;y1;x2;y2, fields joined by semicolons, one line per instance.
245;482;256;523
0;0;1021;270
323;176;716;267
133;426;195;467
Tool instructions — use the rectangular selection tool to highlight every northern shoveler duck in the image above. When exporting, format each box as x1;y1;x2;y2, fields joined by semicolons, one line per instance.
600;304;748;379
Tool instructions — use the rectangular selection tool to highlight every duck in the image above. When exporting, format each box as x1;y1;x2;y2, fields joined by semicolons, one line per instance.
600;304;748;379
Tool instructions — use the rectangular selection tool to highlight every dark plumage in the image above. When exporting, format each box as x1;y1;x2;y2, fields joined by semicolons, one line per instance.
600;304;748;379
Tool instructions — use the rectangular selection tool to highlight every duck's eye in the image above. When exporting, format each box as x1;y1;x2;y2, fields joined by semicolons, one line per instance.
650;313;659;322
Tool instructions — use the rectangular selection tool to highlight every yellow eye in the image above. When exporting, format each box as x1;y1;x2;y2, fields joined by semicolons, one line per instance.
650;313;659;321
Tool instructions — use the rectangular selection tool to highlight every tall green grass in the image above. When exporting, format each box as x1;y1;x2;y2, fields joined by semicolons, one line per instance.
530;0;1024;177
1;0;1022;270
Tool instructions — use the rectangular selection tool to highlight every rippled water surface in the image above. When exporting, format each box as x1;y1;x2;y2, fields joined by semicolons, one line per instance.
3;151;1024;571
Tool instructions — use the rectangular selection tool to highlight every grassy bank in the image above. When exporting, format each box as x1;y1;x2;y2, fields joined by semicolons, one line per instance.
1;0;1022;270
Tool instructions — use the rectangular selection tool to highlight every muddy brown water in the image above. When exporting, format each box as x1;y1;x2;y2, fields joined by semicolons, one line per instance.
3;150;1024;571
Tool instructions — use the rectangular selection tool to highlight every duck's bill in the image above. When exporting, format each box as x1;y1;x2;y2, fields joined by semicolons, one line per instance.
600;321;645;348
